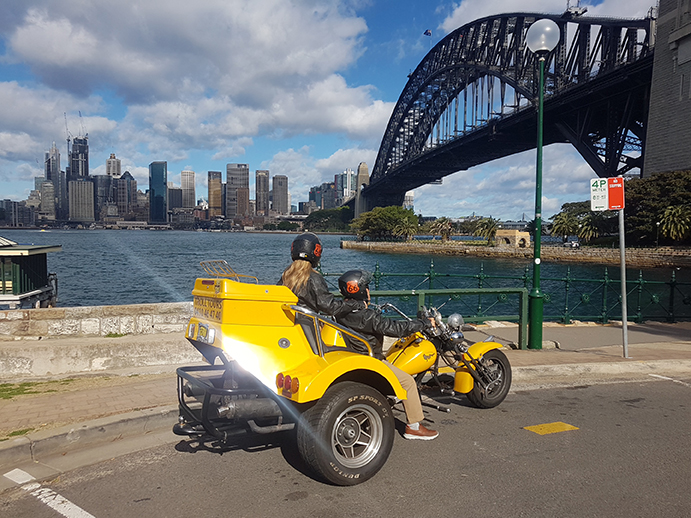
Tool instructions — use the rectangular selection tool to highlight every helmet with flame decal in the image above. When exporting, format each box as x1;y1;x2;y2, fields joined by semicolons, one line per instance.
338;269;373;301
291;232;323;267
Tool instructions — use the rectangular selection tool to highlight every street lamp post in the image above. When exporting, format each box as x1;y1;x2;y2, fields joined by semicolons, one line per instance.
526;19;560;350
656;221;661;248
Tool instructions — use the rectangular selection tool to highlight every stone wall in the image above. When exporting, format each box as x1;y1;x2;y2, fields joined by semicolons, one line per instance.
341;241;691;269
0;302;193;341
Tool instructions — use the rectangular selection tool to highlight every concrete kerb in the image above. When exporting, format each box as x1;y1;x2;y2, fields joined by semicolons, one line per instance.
512;359;691;382
0;404;178;470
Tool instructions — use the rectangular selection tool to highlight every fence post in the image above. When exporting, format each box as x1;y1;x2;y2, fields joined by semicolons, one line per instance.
669;270;677;323
635;270;643;323
518;289;528;350
563;267;572;324
602;268;609;323
373;262;382;290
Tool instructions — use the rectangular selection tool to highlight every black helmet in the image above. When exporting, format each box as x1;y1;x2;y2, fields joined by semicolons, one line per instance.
291;232;322;267
338;269;372;301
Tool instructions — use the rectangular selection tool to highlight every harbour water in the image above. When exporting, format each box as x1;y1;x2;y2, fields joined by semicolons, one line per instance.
2;229;689;319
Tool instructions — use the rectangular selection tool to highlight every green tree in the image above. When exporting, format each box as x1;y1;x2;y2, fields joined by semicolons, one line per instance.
550;212;580;241
660;205;691;242
430;217;453;242
303;205;354;232
474;217;499;245
351;206;418;241
624;170;691;245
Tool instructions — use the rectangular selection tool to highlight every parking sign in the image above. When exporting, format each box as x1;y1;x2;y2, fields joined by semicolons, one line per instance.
590;178;608;211
590;178;625;211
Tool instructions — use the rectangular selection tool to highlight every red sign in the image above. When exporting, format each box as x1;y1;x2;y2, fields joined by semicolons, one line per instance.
607;177;625;210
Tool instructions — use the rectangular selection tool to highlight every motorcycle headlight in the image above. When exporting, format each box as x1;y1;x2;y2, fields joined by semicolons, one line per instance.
447;313;464;332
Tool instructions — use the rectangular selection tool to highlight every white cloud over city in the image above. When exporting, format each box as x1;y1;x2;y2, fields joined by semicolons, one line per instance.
0;0;657;219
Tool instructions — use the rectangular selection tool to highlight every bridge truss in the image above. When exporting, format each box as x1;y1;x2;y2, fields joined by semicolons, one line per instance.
366;12;655;207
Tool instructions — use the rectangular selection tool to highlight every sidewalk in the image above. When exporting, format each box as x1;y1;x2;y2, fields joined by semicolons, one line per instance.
2;321;691;473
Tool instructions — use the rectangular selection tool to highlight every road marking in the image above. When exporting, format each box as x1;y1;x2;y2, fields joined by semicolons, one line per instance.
3;468;95;518
523;421;579;435
649;374;691;387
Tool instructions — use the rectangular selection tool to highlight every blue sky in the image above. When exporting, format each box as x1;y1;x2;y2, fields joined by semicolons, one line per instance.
0;0;656;220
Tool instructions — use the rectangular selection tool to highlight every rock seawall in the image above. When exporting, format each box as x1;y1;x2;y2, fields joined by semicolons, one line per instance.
341;241;691;269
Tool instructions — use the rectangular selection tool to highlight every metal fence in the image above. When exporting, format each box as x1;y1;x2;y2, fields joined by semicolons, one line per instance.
321;261;691;325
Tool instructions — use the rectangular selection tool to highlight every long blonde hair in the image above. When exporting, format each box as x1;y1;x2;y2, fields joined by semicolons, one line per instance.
281;260;313;295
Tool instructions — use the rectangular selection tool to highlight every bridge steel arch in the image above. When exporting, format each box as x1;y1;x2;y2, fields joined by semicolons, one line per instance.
364;12;655;208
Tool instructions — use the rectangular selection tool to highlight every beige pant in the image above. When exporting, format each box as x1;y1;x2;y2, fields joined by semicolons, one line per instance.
383;361;424;424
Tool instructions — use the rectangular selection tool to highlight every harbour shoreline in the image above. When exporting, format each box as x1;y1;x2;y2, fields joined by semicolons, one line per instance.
341;240;691;269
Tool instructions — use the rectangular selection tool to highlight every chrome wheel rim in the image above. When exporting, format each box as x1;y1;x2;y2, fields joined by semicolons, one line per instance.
332;404;383;468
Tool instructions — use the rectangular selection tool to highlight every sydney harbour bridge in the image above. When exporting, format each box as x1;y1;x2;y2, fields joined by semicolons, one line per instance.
358;11;655;210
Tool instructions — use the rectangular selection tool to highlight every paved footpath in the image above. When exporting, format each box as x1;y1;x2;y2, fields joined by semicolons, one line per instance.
1;320;691;476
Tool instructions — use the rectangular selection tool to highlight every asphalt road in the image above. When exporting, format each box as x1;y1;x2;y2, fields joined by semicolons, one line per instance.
2;375;690;518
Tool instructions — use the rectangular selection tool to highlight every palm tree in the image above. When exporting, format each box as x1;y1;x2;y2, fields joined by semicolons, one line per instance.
660;205;691;242
550;212;580;242
393;219;419;241
474;217;499;245
430;217;453;242
577;213;600;243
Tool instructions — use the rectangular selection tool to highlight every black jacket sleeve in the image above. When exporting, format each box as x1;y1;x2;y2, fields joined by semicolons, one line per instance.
302;271;364;317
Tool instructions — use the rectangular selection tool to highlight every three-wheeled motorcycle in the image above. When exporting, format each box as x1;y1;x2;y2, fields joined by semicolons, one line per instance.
174;261;511;485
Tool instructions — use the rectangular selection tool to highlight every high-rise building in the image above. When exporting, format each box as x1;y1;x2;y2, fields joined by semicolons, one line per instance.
226;164;249;218
149;161;168;223
40;181;56;220
44;142;66;220
208;171;222;217
272;175;289;215
106;153;121;177
92;175;114;221
69;136;89;182
115;171;137;216
168;185;183;210
255;170;270;216
403;191;414;211
68;180;95;222
181;170;196;208
236;187;251;217
335;168;357;205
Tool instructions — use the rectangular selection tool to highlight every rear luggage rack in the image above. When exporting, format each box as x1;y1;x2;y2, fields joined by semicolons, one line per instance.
199;260;258;283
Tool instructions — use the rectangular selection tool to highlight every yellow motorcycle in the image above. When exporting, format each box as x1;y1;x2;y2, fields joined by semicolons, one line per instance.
382;303;512;409
174;261;511;486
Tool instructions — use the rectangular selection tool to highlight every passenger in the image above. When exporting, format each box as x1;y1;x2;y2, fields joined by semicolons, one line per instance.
279;232;364;317
335;269;439;440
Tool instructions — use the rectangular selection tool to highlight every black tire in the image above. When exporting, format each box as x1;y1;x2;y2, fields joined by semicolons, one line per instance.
466;349;512;409
297;381;394;486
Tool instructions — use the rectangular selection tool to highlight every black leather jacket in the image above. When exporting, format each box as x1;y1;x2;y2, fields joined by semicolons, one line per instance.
336;307;425;359
280;270;363;318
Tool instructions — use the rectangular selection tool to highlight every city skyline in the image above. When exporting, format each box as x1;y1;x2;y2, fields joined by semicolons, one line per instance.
1;0;656;220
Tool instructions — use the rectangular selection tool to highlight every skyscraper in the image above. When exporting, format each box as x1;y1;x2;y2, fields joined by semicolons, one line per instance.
106;153;121;177
68;180;95;222
44;142;66;220
255;170;270;216
335;168;357;205
69;136;89;182
115;171;137;216
272;175;289;215
181;170;196;208
226;164;249;218
149;161;168;223
208;171;222;217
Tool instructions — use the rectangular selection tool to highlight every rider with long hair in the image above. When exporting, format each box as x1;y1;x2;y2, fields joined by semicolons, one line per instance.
280;232;363;317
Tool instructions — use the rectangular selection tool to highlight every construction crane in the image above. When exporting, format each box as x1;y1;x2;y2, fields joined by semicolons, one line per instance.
566;0;587;16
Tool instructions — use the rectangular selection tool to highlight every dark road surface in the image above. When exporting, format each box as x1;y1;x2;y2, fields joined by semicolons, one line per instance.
3;375;690;518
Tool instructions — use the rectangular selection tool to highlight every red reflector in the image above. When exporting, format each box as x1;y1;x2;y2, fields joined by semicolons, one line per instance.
201;280;214;285
276;373;284;389
291;377;299;393
284;375;292;391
